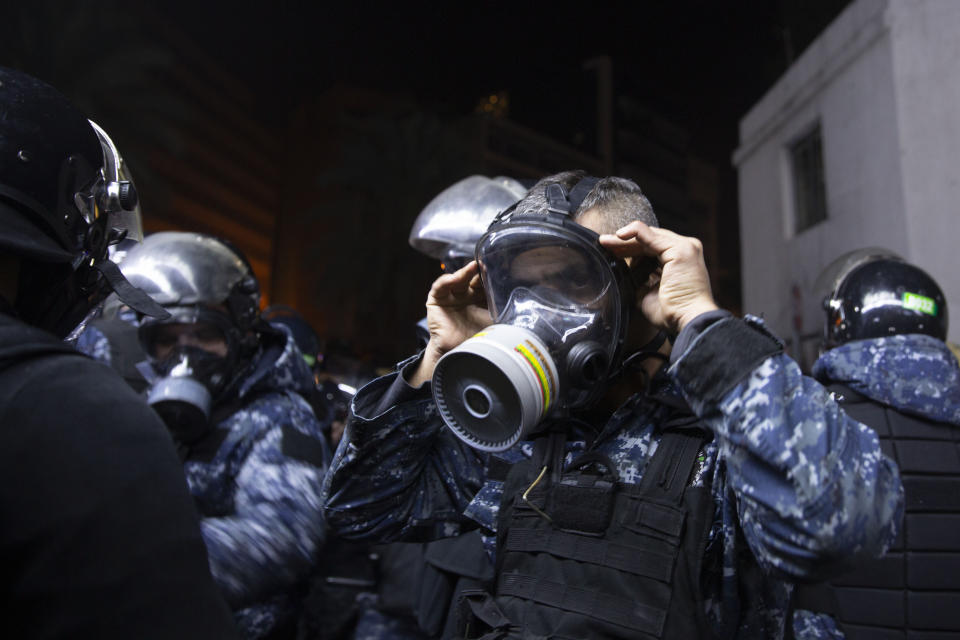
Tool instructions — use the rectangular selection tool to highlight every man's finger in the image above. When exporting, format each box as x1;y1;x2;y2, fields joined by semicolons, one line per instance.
432;261;478;293
614;220;647;239
600;223;692;260
457;260;479;277
599;235;658;259
599;232;660;259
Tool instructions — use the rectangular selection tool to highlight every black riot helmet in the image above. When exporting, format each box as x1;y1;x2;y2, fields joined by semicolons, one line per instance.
820;249;948;349
0;66;164;338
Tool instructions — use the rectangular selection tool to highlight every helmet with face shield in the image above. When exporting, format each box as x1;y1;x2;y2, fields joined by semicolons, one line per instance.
432;177;635;452
0;66;166;338
409;175;527;273
120;232;261;446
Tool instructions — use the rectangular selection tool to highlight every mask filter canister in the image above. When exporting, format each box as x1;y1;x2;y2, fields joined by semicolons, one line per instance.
433;324;558;452
145;353;215;444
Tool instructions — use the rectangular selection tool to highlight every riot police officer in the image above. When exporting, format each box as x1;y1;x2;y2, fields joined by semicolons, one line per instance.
0;66;239;639
793;250;960;638
323;171;904;639
121;231;331;639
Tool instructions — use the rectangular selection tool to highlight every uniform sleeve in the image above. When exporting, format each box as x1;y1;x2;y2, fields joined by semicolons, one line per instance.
201;392;331;608
322;357;487;543
74;324;111;364
670;315;904;581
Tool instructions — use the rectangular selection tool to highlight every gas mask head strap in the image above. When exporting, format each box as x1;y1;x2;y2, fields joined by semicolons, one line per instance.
545;177;600;217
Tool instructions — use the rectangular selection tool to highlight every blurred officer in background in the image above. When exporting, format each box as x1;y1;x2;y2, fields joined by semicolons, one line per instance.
409;175;527;348
263;304;353;448
0;66;239;638
122;231;331;639
792;249;960;638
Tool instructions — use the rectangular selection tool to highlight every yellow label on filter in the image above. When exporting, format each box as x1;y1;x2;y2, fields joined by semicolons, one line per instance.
514;343;551;409
523;339;557;397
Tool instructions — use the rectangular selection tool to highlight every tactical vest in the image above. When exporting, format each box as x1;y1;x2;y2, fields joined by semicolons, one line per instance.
460;417;714;639
796;383;960;639
374;532;494;638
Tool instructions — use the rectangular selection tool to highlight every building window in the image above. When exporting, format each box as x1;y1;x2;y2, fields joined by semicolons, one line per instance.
789;124;827;232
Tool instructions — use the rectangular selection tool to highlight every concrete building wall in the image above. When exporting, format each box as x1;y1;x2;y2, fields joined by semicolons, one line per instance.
889;1;960;336
734;0;960;351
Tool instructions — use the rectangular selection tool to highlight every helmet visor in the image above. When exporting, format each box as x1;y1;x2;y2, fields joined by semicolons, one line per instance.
814;247;903;305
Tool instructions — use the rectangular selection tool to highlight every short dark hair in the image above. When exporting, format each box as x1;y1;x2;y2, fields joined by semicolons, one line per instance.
513;171;658;235
575;176;657;234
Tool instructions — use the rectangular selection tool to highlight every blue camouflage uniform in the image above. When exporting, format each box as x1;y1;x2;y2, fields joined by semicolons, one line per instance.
792;334;960;637
189;329;332;638
811;334;960;426
75;323;111;363
323;313;904;639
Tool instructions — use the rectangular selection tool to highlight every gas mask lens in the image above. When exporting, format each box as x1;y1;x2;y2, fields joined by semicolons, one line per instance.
432;224;629;452
486;238;610;316
144;322;228;360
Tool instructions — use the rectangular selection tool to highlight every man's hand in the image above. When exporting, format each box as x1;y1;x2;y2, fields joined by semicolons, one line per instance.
600;222;719;334
408;261;492;387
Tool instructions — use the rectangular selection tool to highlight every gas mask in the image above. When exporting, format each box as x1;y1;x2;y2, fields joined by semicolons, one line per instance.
432;181;635;452
120;232;263;446
138;310;240;446
144;346;229;444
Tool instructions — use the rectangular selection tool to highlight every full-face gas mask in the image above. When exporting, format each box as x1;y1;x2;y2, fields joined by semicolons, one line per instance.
121;232;261;445
432;179;635;452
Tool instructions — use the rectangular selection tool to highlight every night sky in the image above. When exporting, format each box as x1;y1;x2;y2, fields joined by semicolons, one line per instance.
166;0;846;158
2;0;851;363
167;0;850;304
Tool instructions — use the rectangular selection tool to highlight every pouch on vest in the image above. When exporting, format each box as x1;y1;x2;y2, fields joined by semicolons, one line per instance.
460;410;715;640
419;530;495;636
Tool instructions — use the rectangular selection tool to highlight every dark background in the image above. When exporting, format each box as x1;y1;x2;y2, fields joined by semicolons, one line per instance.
1;0;850;367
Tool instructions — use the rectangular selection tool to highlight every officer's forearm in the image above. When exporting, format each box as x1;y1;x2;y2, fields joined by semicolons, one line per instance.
322;369;484;543
670;316;903;578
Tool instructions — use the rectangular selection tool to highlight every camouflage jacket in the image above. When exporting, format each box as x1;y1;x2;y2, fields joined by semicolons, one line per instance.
323;314;904;639
74;323;111;363
188;328;331;638
812;333;960;426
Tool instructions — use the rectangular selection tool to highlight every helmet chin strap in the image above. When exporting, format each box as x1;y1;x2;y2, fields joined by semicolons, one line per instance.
94;259;170;320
